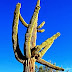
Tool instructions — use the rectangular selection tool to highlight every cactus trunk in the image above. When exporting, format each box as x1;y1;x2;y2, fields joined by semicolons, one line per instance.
23;58;35;72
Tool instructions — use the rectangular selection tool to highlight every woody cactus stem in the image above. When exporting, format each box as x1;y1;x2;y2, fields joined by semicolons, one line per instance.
12;0;64;72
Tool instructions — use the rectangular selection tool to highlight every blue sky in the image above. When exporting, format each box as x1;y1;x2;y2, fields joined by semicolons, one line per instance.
0;0;72;72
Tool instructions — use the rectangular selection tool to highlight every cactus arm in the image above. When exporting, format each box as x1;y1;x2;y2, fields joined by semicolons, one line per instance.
37;29;45;33
19;14;28;27
37;21;45;29
39;33;60;57
12;3;25;64
32;32;60;56
38;44;53;57
30;0;41;49
36;57;64;71
36;32;60;52
13;37;25;64
24;0;41;58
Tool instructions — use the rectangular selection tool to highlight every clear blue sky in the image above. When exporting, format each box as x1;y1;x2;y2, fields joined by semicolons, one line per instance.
0;0;72;72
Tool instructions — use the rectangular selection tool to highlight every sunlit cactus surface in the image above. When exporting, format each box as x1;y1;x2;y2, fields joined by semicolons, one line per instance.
12;0;64;72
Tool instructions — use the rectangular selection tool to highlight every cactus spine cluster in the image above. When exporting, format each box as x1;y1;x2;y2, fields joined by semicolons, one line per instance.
12;0;64;72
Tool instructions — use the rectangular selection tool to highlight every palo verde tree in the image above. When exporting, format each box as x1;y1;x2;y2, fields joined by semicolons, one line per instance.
12;0;64;72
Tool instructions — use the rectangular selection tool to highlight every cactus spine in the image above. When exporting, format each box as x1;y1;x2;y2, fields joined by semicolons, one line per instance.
12;0;64;72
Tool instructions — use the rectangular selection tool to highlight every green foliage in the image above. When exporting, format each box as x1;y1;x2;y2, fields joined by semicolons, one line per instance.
35;65;38;72
35;65;64;72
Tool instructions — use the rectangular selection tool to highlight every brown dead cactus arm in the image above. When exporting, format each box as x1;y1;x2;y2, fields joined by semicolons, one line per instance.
12;0;64;72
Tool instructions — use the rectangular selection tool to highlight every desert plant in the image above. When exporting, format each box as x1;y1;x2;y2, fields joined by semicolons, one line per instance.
12;0;64;72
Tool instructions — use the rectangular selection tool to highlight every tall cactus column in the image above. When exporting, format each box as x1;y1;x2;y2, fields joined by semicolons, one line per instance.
24;57;36;72
12;0;64;72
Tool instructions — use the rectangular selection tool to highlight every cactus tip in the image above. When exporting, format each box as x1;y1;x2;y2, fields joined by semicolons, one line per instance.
36;0;40;6
16;2;21;8
57;32;61;36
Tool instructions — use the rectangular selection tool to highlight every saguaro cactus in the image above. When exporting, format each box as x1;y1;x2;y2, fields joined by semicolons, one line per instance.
12;0;64;72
